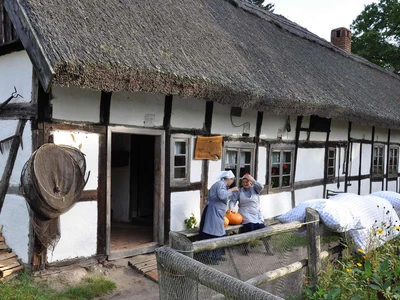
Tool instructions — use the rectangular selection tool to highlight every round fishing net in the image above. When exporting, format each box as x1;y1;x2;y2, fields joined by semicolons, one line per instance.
21;143;87;252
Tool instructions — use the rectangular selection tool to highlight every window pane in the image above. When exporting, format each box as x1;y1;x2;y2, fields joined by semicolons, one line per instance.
328;167;334;176
240;151;251;164
174;167;186;179
272;152;280;163
282;175;290;187
225;150;237;169
240;166;250;178
271;177;279;188
283;152;291;163
175;141;186;155
271;164;280;176
282;163;290;175
175;156;186;167
328;159;334;167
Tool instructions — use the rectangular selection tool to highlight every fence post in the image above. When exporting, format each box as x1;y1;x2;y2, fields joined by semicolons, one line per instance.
156;232;197;300
306;207;321;291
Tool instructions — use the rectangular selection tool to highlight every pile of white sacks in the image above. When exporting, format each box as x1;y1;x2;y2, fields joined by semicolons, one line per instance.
276;191;400;253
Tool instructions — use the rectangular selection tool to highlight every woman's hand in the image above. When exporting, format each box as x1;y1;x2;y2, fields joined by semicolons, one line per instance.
230;186;239;192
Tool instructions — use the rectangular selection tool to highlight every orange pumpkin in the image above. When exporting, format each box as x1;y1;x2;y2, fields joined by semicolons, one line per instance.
224;216;229;227
226;211;243;225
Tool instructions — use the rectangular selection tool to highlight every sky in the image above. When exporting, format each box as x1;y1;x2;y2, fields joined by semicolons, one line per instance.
272;0;376;41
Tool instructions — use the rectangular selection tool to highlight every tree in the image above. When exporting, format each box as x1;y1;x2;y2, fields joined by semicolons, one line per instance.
350;0;400;75
246;1;275;12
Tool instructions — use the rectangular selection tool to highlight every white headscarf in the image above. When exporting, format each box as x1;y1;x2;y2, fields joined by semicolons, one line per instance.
216;170;235;180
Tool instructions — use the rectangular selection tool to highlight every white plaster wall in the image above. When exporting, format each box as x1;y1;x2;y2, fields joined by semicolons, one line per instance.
260;115;296;140
0;51;32;103
0;195;29;263
326;183;345;193
295;186;324;204
208;160;223;189
309;132;327;142
170;191;201;231
190;137;202;183
51;85;101;123
387;180;397;192
257;147;267;185
171;96;205;129
349;143;360;178
371;182;384;194
347;181;359;194
0;120;32;185
351;123;372;140
52;130;99;190
391;130;400;143
329;120;349;141
360;179;370;195
260;192;292;218
211;103;257;136
374;128;388;143
295;148;324;181
110;91;164;126
361;144;372;175
48;201;97;262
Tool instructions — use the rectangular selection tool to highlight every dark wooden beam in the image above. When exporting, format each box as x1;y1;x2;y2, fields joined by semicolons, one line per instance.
344;122;352;192
4;0;54;92
254;111;263;180
369;127;375;194
0;39;24;56
0;102;36;119
0;119;26;214
163;95;173;239
99;91;112;125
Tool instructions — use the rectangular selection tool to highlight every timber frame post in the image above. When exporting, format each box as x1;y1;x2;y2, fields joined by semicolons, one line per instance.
160;231;197;300
306;207;321;291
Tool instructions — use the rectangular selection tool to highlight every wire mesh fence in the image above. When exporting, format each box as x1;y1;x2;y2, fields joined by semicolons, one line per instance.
157;209;340;299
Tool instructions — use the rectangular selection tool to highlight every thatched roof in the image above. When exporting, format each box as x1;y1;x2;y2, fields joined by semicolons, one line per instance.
5;0;400;128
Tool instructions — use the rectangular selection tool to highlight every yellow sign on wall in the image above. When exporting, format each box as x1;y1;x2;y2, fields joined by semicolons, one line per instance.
194;136;222;161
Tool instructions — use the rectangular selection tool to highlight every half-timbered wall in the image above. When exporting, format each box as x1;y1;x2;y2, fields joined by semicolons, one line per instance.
0;50;33;263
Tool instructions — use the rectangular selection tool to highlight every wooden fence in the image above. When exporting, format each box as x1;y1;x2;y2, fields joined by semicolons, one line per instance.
156;208;341;299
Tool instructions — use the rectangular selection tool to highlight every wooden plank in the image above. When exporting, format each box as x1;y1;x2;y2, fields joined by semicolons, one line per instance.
0;252;16;261
140;265;157;273
128;254;156;265
0;265;23;278
134;260;157;270
144;270;159;283
0;243;9;250
0;260;20;271
0;257;17;267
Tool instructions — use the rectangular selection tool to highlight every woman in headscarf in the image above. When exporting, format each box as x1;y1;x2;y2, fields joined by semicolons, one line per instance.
198;170;239;264
229;173;274;256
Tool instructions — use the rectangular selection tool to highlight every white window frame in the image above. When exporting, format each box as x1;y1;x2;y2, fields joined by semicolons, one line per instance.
222;142;255;187
372;144;385;178
388;145;399;178
269;145;294;191
327;147;336;178
170;135;191;186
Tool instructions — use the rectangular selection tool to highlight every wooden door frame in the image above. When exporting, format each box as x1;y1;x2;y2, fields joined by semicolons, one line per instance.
106;126;165;255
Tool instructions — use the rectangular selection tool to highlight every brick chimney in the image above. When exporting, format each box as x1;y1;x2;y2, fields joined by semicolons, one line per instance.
331;27;351;53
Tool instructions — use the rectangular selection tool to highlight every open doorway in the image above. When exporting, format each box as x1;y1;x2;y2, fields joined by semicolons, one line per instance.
107;128;165;259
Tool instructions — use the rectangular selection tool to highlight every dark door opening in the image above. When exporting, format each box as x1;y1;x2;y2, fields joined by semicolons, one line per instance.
110;133;155;251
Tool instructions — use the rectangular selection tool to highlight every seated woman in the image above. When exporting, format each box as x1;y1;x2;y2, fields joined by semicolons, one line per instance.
230;173;274;255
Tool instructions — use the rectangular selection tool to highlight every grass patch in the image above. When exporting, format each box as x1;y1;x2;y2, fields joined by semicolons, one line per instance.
0;272;116;300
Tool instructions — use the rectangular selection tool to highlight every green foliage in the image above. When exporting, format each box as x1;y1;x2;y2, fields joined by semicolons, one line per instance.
350;0;400;74
0;272;116;300
184;213;198;230
301;219;400;300
246;1;275;12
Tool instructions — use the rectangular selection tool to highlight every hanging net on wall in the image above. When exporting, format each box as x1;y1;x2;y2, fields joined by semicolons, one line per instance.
21;144;87;252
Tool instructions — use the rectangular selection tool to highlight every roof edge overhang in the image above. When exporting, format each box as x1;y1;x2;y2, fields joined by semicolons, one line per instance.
4;0;54;92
